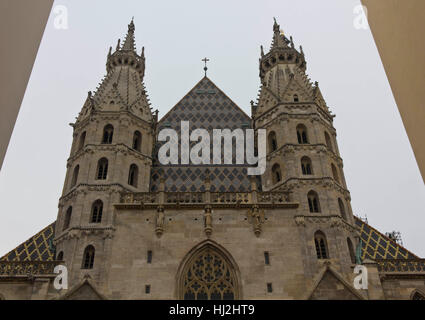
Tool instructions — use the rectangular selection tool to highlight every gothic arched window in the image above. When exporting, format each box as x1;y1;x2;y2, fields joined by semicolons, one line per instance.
180;245;238;300
301;156;313;175
324;131;333;151
293;94;299;102
314;231;329;259
79;131;86;150
296;124;308;144
307;190;320;213
82;245;95;269
271;163;282;185
412;291;425;300
91;200;103;223
128;164;139;187
71;165;79;188
331;163;340;183
133;131;142;151
96;158;108;180
102;124;114;144
268;131;277;152
338;198;347;220
63;206;72;231
347;238;355;264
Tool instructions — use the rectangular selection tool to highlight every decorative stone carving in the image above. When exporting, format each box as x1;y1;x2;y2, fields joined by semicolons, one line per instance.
155;206;165;238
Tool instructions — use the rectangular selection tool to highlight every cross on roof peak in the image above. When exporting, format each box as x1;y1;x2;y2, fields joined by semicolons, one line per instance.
202;57;210;77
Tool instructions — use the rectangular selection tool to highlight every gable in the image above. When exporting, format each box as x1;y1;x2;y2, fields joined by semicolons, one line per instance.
150;77;260;192
64;282;104;300
310;270;361;300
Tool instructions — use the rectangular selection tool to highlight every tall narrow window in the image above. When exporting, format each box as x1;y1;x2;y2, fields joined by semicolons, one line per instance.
307;191;320;213
91;200;103;223
338;198;347;220
133;131;142;151
314;231;329;259
128;164;139;187
71;165;79;188
331;163;340;183
82;245;95;269
347;238;355;264
264;251;270;265
57;251;64;261
63;206;72;231
96;158;108;180
271;164;282;185
102;124;114;144
78;131;86;150
268;131;277;152
293;94;299;102
267;283;273;293
324;131;333;151
145;285;151;294
296;124;308;144
147;250;152;264
301;156;313;175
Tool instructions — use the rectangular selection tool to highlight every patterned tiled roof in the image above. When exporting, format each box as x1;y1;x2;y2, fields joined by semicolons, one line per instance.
0;222;56;261
150;77;261;192
354;217;418;260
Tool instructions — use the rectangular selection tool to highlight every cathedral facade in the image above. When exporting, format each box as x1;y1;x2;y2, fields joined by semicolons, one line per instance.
1;19;424;300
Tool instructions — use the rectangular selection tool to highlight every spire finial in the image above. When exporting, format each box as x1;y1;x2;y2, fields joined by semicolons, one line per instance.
202;57;210;77
121;18;136;51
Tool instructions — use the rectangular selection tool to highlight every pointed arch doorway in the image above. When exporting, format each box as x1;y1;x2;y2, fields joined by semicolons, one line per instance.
176;240;241;300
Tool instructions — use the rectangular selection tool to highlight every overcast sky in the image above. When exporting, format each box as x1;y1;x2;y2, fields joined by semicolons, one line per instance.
1;0;424;257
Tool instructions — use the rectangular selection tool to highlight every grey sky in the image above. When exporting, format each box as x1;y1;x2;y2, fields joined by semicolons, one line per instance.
1;0;424;257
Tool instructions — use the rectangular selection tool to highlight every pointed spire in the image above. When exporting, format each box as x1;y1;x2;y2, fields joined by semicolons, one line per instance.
121;18;136;51
271;17;289;48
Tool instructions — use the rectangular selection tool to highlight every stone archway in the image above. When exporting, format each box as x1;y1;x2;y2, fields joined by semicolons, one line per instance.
176;240;241;300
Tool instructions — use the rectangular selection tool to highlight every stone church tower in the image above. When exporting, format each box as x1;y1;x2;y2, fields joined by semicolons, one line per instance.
54;20;155;285
1;19;424;301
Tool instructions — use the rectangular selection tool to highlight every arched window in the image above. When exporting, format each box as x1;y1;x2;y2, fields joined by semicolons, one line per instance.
268;131;277;152
293;94;299;102
180;244;239;300
296;124;308;144
78;131;86;150
57;251;64;261
102;124;114;144
307;190;320;213
301;156;313;175
347;238;355;264
338;198;347;220
271;163;282;184
412;291;425;300
91;200;103;223
132;131;142;151
63;206;72;231
331;163;340;183
71;165;79;188
96;158;108;180
82;245;95;269
324;131;333;151
314;231;329;259
128;164;139;187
